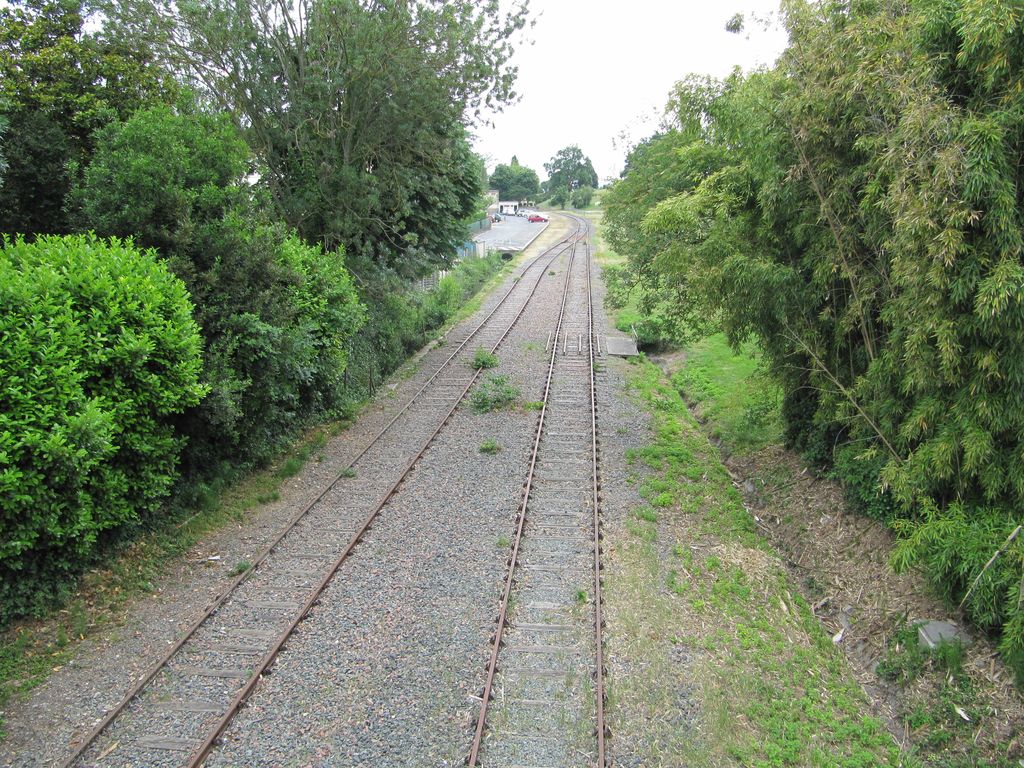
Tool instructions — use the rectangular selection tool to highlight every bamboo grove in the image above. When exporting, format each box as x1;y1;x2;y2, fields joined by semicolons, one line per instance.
604;0;1024;673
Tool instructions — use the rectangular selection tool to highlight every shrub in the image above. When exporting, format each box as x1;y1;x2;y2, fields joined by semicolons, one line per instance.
172;218;365;480
0;234;205;621
73;106;366;482
471;375;519;413
472;348;499;370
570;185;594;208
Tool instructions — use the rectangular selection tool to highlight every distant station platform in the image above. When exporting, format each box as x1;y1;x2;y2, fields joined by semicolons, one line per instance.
474;214;547;252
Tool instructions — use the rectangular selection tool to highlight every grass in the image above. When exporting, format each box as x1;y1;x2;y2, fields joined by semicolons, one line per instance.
671;334;783;454
603;357;896;766
0;422;337;740
479;439;501;454
275;431;327;479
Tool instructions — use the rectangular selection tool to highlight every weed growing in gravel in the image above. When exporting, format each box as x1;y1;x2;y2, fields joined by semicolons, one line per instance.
229;560;252;577
497;534;510;548
472;348;499;370
479;439;501;454
575;588;588;604
633;505;658;523
523;400;544;411
340;467;357;478
548;270;556;276
256;491;280;504
471;375;519;413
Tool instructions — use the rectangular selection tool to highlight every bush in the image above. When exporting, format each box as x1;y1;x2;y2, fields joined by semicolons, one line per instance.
171;217;365;480
471;375;519;412
570;185;594;208
73;106;366;482
472;348;499;369
0;235;205;621
343;253;503;400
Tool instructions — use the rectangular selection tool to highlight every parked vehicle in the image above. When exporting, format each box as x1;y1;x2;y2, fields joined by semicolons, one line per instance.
528;214;547;222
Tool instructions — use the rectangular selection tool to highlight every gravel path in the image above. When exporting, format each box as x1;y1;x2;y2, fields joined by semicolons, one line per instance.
204;233;573;767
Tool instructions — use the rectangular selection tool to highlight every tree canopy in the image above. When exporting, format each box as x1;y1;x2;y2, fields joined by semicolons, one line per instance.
543;144;598;194
103;0;529;276
606;0;1024;672
0;0;176;234
490;156;540;201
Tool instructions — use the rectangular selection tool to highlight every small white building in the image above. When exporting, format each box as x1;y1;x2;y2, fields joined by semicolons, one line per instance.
498;200;519;216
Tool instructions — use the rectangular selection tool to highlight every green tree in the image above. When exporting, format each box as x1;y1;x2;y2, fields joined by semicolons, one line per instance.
0;112;7;184
75;105;366;477
106;0;529;276
0;0;176;234
569;185;593;208
490;157;540;201
610;0;1024;673
71;104;249;253
543;144;598;194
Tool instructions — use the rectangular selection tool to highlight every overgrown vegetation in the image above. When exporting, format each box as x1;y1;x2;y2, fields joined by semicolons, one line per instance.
472;348;500;370
604;0;1024;675
471;375;520;413
0;0;526;627
606;358;895;765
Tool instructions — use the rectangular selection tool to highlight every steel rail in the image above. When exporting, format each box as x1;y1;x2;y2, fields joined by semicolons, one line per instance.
584;220;609;766
186;218;585;768
60;217;584;768
466;214;600;766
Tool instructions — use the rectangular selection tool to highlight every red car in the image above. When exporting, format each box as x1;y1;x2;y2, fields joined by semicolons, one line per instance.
528;214;547;222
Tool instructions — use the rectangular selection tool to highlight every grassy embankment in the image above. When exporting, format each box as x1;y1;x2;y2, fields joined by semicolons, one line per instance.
592;211;897;765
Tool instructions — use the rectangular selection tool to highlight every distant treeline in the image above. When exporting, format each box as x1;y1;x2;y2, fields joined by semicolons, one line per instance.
0;0;525;622
604;0;1024;674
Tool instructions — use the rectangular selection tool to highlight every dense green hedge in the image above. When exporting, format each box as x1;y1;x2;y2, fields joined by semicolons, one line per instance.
0;235;205;620
73;106;367;485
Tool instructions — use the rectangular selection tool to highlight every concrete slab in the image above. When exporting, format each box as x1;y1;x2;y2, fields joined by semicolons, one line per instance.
918;620;971;650
605;336;639;357
473;215;547;252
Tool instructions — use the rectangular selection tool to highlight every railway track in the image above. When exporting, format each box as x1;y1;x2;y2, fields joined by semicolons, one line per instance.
467;217;609;767
60;218;587;768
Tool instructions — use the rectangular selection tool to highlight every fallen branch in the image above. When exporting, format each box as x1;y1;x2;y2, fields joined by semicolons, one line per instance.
958;524;1022;611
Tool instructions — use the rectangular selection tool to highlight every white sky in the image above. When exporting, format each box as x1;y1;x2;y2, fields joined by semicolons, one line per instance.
472;0;789;184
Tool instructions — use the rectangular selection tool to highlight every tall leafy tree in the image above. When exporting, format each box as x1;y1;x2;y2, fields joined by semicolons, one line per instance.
490;156;540;200
0;112;7;185
543;144;598;195
105;0;529;276
0;0;176;234
74;105;366;476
